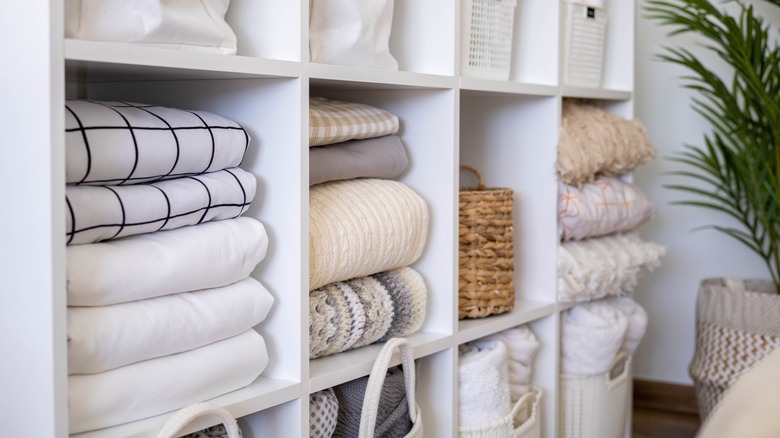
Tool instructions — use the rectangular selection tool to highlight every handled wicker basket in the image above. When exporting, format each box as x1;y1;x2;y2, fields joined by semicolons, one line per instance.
458;165;515;319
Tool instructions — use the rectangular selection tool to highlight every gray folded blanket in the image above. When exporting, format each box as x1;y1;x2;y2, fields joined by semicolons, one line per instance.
309;135;409;185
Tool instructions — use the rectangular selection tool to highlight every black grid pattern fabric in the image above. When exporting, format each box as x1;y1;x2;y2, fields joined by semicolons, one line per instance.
65;100;250;185
66;168;255;245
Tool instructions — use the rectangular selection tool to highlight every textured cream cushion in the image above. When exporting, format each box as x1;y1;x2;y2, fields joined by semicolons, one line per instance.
309;179;429;290
558;233;666;303
556;100;656;185
558;176;656;241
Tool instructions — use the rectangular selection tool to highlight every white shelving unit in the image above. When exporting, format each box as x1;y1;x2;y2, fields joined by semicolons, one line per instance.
1;0;636;437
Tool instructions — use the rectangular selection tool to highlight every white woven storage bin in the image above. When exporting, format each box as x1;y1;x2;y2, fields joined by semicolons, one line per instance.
560;353;631;438
459;386;542;438
461;0;518;81
562;1;608;88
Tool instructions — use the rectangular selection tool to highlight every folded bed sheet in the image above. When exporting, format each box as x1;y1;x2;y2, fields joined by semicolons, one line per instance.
309;267;427;359
65;100;249;185
68;329;267;434
66;167;255;245
309;97;399;146
309;178;429;290
309;134;408;185
68;277;274;375
561;301;628;375
67;216;268;306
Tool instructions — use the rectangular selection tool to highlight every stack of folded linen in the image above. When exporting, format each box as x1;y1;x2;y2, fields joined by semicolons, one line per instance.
561;296;648;376
308;97;429;359
556;100;665;303
458;326;540;432
64;100;274;434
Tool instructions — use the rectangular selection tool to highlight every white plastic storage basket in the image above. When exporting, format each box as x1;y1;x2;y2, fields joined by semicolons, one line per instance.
562;1;608;88
461;0;518;81
459;386;543;438
560;353;631;438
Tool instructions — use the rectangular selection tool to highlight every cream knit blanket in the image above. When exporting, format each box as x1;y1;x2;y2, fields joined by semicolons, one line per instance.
309;179;429;291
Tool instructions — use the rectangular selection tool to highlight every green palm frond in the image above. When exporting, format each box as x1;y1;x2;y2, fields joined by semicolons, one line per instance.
646;0;780;292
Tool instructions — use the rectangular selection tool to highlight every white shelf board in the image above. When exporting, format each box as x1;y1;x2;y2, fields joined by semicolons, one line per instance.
560;85;632;101
459;77;558;97
308;63;456;90
456;299;556;345
308;331;452;393
65;39;300;82
70;377;300;438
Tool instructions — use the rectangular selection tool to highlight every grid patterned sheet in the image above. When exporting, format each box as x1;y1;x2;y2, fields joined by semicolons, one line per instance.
65;100;250;185
309;97;399;146
66;168;256;245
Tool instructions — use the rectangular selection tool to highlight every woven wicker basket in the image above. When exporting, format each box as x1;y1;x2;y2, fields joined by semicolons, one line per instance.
458;165;515;319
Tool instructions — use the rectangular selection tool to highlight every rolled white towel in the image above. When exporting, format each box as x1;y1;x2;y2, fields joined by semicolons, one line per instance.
482;326;540;402
68;277;274;374
458;341;511;427
67;217;268;306
562;301;629;375
68;329;268;434
607;296;648;355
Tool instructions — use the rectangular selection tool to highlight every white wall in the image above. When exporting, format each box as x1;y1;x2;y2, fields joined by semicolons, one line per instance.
632;0;780;384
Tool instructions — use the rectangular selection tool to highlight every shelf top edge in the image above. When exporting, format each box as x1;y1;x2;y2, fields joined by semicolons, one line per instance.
307;63;456;90
459;77;559;97
560;85;632;101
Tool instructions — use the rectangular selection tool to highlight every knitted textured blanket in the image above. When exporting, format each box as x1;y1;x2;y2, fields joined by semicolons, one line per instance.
309;178;429;291
309;267;427;359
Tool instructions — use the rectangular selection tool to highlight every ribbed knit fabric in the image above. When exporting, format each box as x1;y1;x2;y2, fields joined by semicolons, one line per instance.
332;367;412;438
309;179;429;291
309;267;427;359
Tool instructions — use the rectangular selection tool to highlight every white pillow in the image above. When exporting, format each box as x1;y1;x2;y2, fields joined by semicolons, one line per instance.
309;0;399;69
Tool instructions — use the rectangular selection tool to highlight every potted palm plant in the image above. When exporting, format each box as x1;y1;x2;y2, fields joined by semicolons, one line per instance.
647;0;780;420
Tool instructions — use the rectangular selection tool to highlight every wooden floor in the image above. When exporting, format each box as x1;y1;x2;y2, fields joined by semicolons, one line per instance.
632;379;701;438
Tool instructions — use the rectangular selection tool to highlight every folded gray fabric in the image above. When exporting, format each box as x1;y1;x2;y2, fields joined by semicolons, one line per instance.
309;135;408;186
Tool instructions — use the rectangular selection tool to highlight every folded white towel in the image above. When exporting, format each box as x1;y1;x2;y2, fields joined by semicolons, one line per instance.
68;277;274;375
67;217;268;306
482;326;540;402
66;167;256;245
68;329;268;434
608;296;648;355
561;301;629;375
458;341;511;427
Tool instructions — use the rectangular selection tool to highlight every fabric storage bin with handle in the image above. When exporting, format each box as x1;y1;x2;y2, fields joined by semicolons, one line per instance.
560;352;631;438
459;386;543;438
156;402;241;438
460;0;518;80
459;165;515;319
64;0;238;54
562;0;608;88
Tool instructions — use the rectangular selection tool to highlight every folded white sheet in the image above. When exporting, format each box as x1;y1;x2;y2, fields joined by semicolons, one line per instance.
561;301;629;375
67;217;268;306
459;341;511;427
66;167;256;245
68;277;274;375
65;100;249;185
68;329;267;435
608;296;648;355
481;326;540;402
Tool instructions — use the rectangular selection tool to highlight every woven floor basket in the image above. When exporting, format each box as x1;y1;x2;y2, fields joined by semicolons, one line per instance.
458;165;515;319
689;278;780;420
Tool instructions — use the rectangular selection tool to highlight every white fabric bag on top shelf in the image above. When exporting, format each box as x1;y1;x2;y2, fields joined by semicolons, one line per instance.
309;0;399;69
65;0;238;54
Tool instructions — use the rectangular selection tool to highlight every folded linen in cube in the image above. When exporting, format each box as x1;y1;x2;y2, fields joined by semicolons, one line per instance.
309;97;399;146
608;296;648;355
458;341;512;427
556;100;656;185
65;100;249;185
68;277;274;374
309;178;429;290
68;329;267;434
557;233;665;303
309;135;409;185
558;176;656;241
309;267;427;359
561;301;629;375
66;167;255;245
481;326;540;402
67;217;268;306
